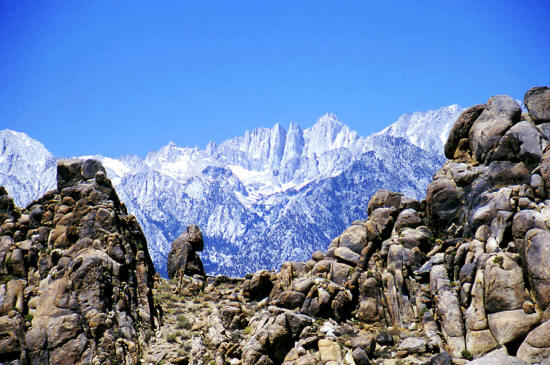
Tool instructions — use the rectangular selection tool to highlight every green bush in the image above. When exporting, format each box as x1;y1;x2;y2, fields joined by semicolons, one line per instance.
461;349;473;360
176;315;192;329
493;255;504;269
166;332;177;343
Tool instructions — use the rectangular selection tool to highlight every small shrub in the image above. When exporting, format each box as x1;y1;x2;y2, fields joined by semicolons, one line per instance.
493;255;504;269
176;315;192;329
166;332;177;343
418;307;428;317
0;274;15;285
24;313;34;323
461;349;473;360
242;326;252;335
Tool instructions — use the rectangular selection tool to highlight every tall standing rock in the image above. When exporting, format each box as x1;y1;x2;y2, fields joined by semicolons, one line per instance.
167;225;206;279
525;86;550;123
444;104;486;159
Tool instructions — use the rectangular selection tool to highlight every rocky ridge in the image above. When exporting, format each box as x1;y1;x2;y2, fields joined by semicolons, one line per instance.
144;86;550;364
0;159;159;364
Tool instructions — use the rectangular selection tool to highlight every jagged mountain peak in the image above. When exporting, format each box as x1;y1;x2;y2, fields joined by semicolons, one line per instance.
303;113;360;157
0;129;53;158
373;104;464;154
1;103;463;277
0;129;56;207
312;112;344;128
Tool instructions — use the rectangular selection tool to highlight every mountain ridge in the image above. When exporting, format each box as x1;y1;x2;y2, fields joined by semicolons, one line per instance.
0;105;462;276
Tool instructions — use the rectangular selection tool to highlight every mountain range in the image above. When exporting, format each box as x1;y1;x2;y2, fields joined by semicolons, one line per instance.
0;105;462;276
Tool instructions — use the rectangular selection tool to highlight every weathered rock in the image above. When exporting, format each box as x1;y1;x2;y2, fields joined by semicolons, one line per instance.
394;208;422;233
351;347;370;365
525;86;550;123
487;309;540;345
430;351;452;365
56;158;106;190
278;290;306;309
334;246;361;266
167;225;205;279
397;337;427;354
512;210;547;240
0;314;23;359
398;227;431;251
242;308;312;365
375;332;394;346
318;338;343;363
444;104;486;159
468;188;514;233
525;229;550;309
517;319;550;363
466;329;499;359
431;265;465;357
469;95;521;164
243;270;274;301
81;159;106;180
350;335;375;356
492;121;547;163
367;190;402;215
366;208;394;243
540;148;550;195
426;177;463;231
338;223;367;254
468;347;528;365
487;161;531;188
0;160;158;364
484;253;528;313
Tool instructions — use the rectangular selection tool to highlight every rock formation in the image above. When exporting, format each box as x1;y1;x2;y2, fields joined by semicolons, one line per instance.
180;85;549;364
167;225;206;279
3;86;550;364
0;159;158;364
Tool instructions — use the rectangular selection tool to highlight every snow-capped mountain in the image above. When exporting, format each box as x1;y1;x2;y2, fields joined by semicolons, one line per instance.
0;105;462;276
373;104;461;154
0;129;57;206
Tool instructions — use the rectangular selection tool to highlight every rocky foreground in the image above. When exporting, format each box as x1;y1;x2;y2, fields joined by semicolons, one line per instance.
1;86;550;364
0;159;159;364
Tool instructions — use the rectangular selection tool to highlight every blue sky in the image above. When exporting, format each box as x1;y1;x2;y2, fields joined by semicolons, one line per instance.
1;1;549;157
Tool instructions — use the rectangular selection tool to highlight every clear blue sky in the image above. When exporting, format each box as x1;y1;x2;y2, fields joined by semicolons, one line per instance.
1;1;549;157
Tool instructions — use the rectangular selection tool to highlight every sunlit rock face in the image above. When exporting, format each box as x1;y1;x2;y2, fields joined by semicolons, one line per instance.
0;159;159;364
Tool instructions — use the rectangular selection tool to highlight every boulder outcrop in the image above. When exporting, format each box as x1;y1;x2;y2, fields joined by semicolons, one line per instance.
4;85;550;364
0;159;159;364
230;86;550;364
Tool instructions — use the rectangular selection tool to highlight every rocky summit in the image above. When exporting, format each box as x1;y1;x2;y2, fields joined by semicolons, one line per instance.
2;86;550;365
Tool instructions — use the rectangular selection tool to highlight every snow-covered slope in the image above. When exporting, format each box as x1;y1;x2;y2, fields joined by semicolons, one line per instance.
0;105;462;276
372;104;462;154
0;130;57;206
